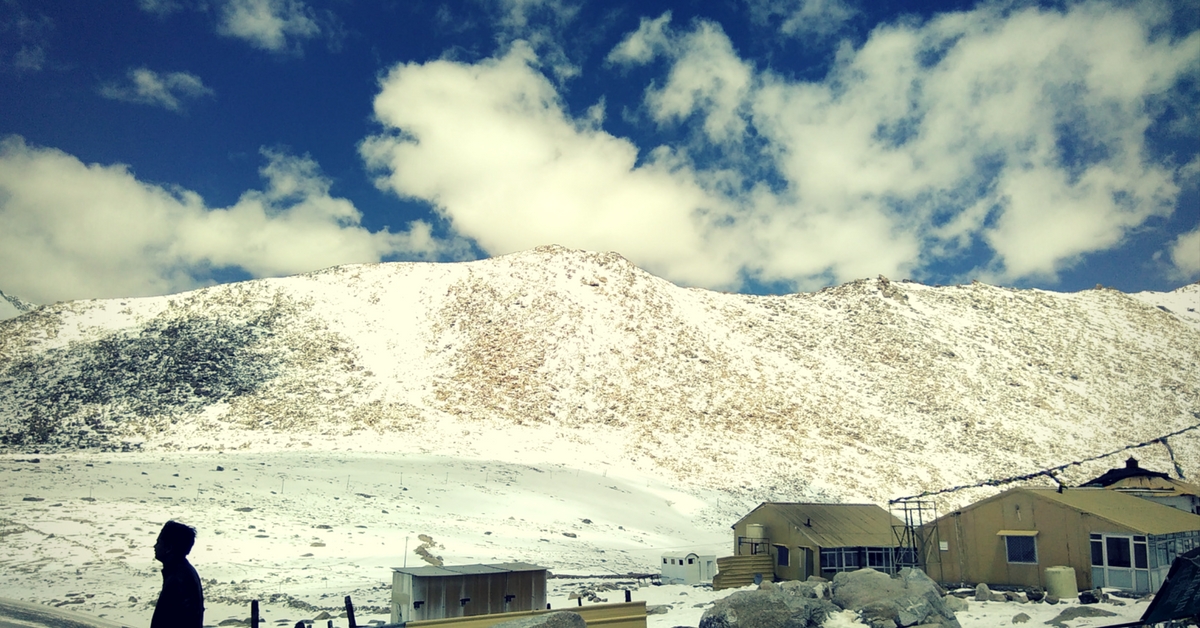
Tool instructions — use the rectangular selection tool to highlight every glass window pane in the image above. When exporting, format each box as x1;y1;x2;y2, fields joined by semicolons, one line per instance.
1107;537;1132;568
1092;567;1105;588
1006;536;1037;564
1134;543;1147;569
1091;540;1104;566
1135;570;1149;593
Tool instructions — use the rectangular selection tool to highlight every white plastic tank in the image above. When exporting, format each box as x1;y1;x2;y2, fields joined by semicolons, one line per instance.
1044;566;1078;599
746;523;767;539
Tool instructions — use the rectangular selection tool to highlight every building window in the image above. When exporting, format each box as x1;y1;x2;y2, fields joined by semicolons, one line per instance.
1106;537;1132;568
1091;534;1103;566
687;558;694;565
663;558;668;564
776;546;790;567
1005;536;1038;564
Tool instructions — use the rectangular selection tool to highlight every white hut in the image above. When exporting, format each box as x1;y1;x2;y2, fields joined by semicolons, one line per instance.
661;551;716;584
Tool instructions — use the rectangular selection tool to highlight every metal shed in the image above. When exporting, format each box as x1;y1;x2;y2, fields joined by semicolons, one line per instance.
390;562;548;625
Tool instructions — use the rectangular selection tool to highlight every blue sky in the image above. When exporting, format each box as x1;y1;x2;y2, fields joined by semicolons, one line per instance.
0;0;1197;304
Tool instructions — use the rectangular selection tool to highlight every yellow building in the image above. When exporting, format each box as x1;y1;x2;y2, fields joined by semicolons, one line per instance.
724;502;904;583
933;487;1200;594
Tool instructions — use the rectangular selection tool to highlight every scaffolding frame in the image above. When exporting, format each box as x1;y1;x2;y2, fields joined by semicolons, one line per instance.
890;499;942;581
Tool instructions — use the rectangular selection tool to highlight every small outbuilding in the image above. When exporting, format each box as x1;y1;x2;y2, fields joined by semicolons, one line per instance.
725;502;904;582
660;551;716;584
390;562;547;625
1080;457;1200;514
932;487;1200;594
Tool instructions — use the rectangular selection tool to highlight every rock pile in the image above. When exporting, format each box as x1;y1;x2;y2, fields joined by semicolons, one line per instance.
700;569;961;628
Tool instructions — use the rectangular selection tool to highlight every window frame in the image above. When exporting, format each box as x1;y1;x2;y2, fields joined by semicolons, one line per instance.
1004;535;1038;564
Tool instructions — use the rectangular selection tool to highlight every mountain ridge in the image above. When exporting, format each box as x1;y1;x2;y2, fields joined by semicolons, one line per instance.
2;245;1197;509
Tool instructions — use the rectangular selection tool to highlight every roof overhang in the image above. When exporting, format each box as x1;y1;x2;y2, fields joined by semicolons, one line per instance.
996;530;1039;536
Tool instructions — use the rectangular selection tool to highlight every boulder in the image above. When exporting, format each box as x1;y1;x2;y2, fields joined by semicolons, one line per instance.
1004;592;1028;604
1078;590;1101;604
700;587;838;628
942;596;967;613
1044;606;1117;628
1011;613;1030;624
831;569;959;627
490;612;586;628
1043;595;1059;605
780;580;828;600
974;584;991;602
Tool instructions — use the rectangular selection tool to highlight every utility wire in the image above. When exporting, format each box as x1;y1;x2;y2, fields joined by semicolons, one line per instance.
889;418;1200;504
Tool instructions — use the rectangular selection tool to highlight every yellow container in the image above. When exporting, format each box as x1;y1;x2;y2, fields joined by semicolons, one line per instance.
1044;566;1078;599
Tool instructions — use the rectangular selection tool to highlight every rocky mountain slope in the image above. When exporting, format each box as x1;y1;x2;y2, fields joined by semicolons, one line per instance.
1;246;1197;509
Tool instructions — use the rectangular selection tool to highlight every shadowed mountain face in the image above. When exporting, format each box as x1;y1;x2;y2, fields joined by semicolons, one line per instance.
1;246;1197;507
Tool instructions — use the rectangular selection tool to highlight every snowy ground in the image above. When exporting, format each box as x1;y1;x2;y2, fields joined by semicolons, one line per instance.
0;449;1155;628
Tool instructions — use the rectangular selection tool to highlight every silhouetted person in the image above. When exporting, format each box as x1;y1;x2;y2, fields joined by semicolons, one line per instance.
150;520;204;628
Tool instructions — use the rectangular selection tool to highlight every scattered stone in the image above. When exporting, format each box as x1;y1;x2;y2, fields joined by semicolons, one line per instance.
128;597;138;604
313;611;332;620
1044;595;1059;605
1026;590;1044;602
1011;613;1030;624
562;532;577;538
234;507;253;512
1005;592;1028;603
582;519;592;524
1044;606;1117;628
1078;590;1100;604
647;605;671;615
22;497;43;502
216;466;224;471
974;584;991;602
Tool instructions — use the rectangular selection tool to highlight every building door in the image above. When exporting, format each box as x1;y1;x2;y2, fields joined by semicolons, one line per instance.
1092;534;1151;593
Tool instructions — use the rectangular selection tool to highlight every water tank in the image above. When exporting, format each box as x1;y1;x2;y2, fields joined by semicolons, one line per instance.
746;524;767;539
1044;566;1078;599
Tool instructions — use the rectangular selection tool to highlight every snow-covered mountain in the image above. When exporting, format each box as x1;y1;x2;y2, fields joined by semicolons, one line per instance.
0;288;34;321
1;246;1197;508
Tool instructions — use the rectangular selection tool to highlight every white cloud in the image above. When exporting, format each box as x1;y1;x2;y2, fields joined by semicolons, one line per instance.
361;43;741;288
745;0;857;38
605;12;672;66
98;68;214;112
360;2;1198;292
217;0;319;53
0;137;456;304
1167;225;1200;280
136;0;184;16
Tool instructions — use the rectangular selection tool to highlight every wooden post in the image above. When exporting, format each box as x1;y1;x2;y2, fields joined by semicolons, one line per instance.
625;590;631;603
251;600;260;627
576;597;582;607
345;595;357;628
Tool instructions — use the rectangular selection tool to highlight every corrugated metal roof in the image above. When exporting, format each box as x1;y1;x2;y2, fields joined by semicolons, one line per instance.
392;562;548;576
1023;488;1200;535
744;503;902;548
